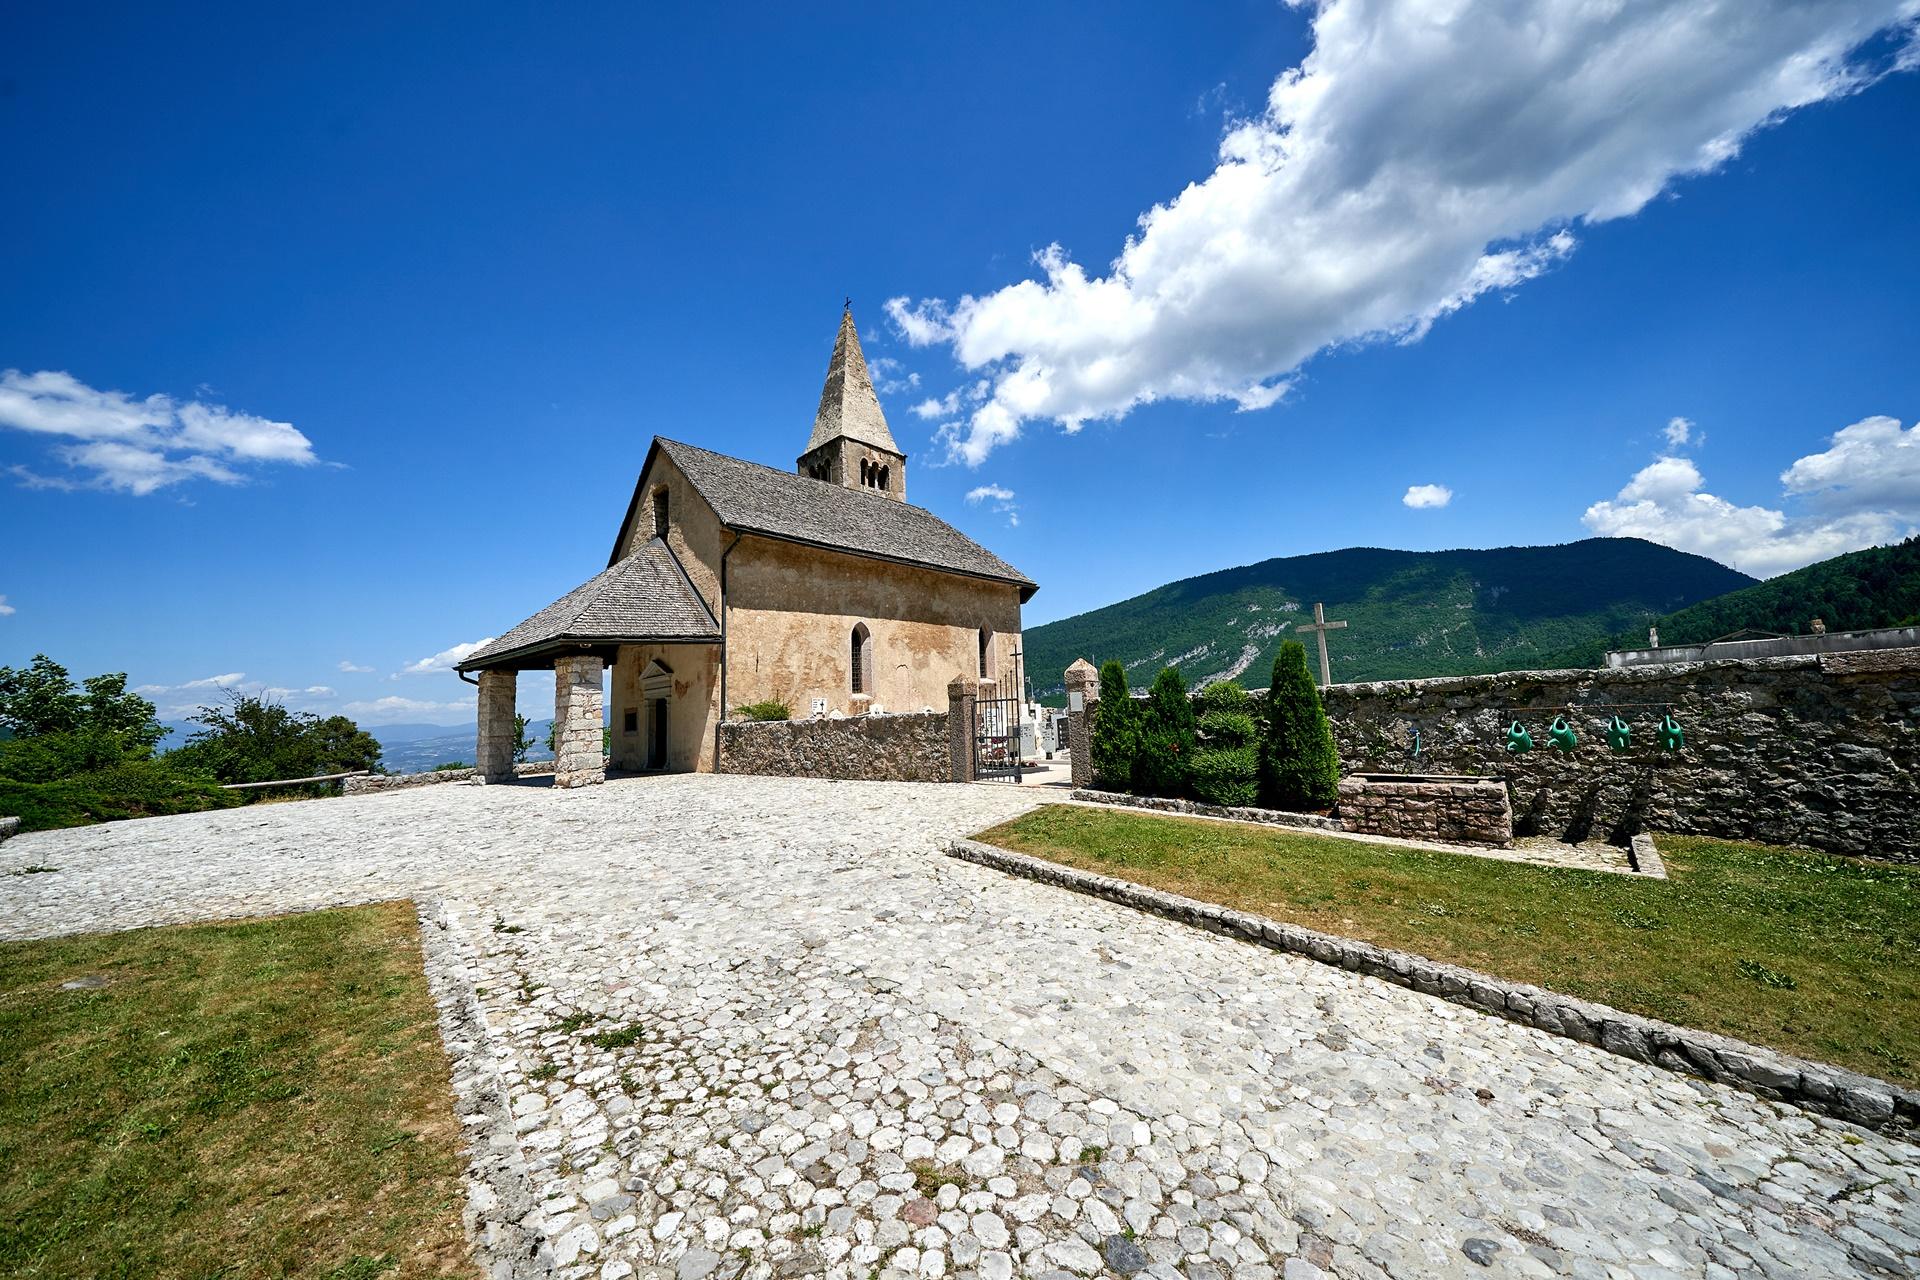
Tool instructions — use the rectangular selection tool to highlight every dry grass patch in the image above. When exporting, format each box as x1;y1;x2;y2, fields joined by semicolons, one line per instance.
0;901;469;1279
977;804;1920;1087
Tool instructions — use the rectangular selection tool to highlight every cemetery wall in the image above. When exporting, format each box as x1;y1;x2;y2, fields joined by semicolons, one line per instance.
1317;647;1920;861
717;711;953;783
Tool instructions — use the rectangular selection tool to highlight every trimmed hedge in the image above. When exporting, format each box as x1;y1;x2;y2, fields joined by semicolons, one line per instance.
1089;661;1139;792
1259;641;1340;811
1135;667;1197;798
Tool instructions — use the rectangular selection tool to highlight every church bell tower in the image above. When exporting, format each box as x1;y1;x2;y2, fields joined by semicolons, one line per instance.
797;304;906;501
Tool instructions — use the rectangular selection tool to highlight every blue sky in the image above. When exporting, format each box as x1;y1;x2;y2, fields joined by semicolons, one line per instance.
3;1;1918;725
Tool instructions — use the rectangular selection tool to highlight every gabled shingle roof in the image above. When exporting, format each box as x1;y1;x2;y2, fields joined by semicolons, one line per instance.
644;437;1036;599
459;537;719;670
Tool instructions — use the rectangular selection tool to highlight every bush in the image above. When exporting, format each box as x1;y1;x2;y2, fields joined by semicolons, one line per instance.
1088;661;1140;792
0;728;144;784
1259;641;1341;811
1189;743;1260;807
732;700;791;722
0;759;241;832
432;761;469;772
1134;667;1197;798
1194;681;1257;750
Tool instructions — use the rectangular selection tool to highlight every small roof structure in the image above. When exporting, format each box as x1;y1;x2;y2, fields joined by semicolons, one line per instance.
615;438;1037;599
805;307;899;455
458;538;719;672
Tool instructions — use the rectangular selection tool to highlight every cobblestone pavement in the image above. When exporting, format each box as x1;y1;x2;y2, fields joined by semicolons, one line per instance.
4;775;1916;1280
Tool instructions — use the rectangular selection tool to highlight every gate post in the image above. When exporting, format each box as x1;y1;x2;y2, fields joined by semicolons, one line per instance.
947;674;977;783
1064;659;1099;789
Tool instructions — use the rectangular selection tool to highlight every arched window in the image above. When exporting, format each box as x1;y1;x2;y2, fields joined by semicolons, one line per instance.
877;464;890;492
851;623;871;694
978;628;992;677
651;486;669;539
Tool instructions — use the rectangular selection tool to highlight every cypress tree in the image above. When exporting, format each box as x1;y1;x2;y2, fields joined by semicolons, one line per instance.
1089;660;1138;792
1259;640;1340;810
1134;666;1198;797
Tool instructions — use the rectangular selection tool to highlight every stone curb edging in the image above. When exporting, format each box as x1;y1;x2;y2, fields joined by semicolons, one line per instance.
0;816;19;844
414;897;557;1279
1070;788;1341;833
945;838;1918;1137
1630;833;1670;879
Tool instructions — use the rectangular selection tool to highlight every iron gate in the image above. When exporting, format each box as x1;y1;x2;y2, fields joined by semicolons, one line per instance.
973;694;1024;782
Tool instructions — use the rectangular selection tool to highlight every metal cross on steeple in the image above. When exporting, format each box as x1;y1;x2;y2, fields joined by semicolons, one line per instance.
1295;602;1348;687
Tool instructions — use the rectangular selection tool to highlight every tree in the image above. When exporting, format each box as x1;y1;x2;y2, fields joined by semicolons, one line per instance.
1088;660;1139;792
169;692;382;784
511;714;535;763
1190;680;1259;806
1134;666;1197;798
1259;641;1340;811
0;654;163;750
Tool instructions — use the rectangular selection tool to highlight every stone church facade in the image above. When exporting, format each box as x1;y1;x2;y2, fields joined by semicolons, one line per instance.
458;308;1036;783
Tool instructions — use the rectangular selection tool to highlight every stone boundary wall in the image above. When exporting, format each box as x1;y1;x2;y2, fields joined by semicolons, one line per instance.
718;712;952;783
0;815;18;844
1337;774;1513;847
1317;648;1920;861
343;761;556;795
1069;789;1341;833
946;838;1919;1135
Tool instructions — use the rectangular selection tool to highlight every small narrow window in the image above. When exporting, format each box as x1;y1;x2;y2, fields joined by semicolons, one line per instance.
651;486;669;539
623;708;638;733
851;623;871;694
978;628;992;677
878;464;890;492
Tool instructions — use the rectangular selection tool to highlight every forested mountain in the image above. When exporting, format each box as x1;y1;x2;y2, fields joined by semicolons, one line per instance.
1023;538;1755;698
1546;537;1920;667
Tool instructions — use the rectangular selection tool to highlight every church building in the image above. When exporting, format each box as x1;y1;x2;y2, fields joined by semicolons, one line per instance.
457;307;1037;784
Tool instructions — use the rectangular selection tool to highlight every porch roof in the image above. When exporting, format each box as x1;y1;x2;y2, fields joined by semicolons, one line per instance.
457;537;719;672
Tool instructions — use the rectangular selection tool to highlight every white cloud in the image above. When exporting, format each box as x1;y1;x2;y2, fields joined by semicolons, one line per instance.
912;390;964;420
965;483;1020;527
1664;417;1695;447
0;595;13;617
888;0;1919;464
337;659;374;673
401;638;494;675
1779;414;1920;513
342;695;473;724
1402;483;1453;509
867;356;920;397
1582;417;1920;577
0;369;316;494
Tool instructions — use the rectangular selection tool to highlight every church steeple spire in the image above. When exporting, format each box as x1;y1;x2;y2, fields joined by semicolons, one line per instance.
798;304;907;499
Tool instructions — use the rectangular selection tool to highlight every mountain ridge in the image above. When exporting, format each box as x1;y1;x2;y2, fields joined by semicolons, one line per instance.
1023;537;1756;699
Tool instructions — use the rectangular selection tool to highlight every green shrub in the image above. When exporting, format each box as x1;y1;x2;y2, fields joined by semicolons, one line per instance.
732;700;791;722
432;761;469;772
1088;661;1139;792
0;759;241;832
1189;744;1259;807
1258;641;1340;811
1135;667;1197;798
0;728;145;784
1193;681;1257;751
166;692;382;784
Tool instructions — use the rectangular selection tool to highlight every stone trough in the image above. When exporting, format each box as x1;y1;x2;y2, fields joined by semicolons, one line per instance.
1336;772;1514;847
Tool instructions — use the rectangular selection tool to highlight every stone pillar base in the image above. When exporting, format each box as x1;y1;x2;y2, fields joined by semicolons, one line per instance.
946;674;977;783
1063;659;1100;790
553;654;606;789
475;670;517;783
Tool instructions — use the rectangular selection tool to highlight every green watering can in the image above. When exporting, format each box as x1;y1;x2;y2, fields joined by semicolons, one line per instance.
1606;715;1632;752
1657;714;1685;752
1504;721;1534;754
1547;716;1578;752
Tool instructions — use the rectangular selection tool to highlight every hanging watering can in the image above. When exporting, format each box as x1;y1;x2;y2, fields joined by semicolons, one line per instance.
1547;716;1578;752
1657;714;1685;752
1606;714;1632;753
1504;721;1533;754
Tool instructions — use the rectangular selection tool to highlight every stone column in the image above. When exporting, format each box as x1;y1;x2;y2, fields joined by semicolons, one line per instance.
475;669;517;784
946;674;977;783
1064;658;1099;789
552;654;606;789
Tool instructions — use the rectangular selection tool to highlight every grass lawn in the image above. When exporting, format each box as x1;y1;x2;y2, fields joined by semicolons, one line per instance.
977;805;1920;1087
0;902;470;1279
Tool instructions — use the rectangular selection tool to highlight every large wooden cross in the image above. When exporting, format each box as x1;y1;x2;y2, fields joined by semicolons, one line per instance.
1295;602;1348;687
